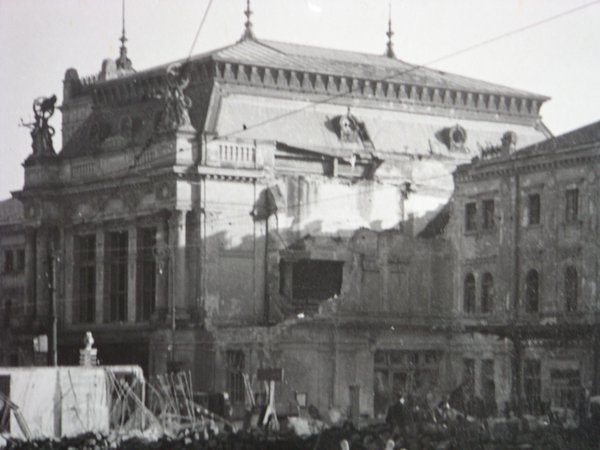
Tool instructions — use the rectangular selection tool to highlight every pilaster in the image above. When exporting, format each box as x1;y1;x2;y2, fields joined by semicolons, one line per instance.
169;210;188;320
127;226;137;323
95;228;105;324
35;227;50;319
24;228;37;317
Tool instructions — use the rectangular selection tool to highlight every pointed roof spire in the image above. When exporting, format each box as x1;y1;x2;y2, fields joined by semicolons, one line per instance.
385;1;396;58
241;0;256;41
116;0;133;70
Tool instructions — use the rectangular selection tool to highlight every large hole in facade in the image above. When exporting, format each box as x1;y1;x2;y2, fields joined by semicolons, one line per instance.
279;259;344;309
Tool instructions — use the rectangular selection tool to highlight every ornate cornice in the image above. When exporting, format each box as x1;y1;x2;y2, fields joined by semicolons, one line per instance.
454;144;600;183
78;58;543;121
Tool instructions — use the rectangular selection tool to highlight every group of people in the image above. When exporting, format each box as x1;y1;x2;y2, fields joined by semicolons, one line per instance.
385;393;460;444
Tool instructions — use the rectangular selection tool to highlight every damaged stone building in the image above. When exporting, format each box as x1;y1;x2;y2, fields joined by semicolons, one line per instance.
450;121;600;414
2;7;574;418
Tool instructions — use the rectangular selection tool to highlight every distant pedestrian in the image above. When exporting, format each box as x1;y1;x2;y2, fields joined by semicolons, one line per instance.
386;393;409;435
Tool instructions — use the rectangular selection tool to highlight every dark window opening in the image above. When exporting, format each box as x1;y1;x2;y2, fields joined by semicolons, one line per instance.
463;358;475;398
524;359;541;414
565;266;578;312
465;202;477;232
107;231;128;322
0;375;10;433
550;368;580;409
77;235;96;324
4;300;12;329
481;272;494;314
482;359;497;415
226;350;245;405
565;188;579;223
4;250;13;273
137;227;157;321
464;273;476;314
482;200;495;230
525;269;539;313
280;259;344;308
528;194;541;225
374;350;440;418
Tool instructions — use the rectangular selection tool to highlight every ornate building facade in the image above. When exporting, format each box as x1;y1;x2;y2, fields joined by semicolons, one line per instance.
5;9;568;417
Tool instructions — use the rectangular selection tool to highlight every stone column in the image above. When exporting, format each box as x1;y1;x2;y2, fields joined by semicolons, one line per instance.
127;226;137;323
24;228;37;317
35;227;51;319
64;230;74;325
169;210;187;319
95;228;105;324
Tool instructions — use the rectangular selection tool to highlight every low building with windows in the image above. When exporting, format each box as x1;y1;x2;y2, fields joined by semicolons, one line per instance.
450;121;600;413
0;199;27;366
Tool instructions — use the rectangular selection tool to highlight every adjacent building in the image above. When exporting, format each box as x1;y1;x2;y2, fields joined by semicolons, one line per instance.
451;121;600;413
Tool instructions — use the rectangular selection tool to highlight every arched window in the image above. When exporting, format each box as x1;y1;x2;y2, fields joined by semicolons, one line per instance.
464;273;476;313
565;266;578;312
525;269;539;312
481;273;494;314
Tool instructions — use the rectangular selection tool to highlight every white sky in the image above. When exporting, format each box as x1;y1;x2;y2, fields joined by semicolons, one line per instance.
1;0;599;199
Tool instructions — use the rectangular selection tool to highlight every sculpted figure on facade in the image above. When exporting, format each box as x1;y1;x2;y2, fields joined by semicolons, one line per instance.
156;63;193;132
27;95;57;157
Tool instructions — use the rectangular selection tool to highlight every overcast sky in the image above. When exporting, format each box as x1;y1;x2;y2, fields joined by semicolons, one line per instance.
1;0;599;199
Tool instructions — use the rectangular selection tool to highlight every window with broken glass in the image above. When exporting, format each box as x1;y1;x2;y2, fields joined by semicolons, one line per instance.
564;266;578;312
528;193;541;226
76;234;96;324
463;358;475;398
106;231;128;322
481;359;496;414
481;272;494;314
465;202;477;232
226;350;245;405
525;269;539;313
373;350;440;417
464;273;476;314
565;188;579;223
137;227;157;322
482;199;495;230
524;359;542;413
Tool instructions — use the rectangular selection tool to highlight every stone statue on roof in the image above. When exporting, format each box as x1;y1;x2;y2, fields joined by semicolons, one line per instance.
26;95;57;157
156;63;193;132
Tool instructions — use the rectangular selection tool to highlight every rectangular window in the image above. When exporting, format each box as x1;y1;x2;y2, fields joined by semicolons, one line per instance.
15;249;25;272
565;188;579;222
524;359;542;413
465;202;477;232
3;250;13;273
226;350;245;404
137;228;156;322
77;235;96;323
463;358;475;398
107;231;128;322
481;359;496;414
0;375;10;433
482;200;495;230
528;194;541;225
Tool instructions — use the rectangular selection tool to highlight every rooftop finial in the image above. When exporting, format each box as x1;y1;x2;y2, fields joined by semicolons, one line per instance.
385;1;396;58
116;0;133;70
241;0;256;41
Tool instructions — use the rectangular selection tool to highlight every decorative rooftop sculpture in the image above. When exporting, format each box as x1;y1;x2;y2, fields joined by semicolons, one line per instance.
156;63;193;132
27;95;57;157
